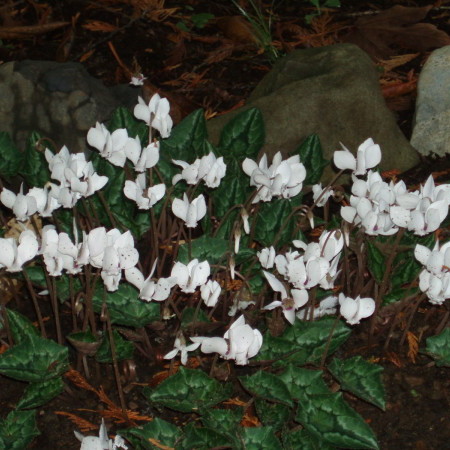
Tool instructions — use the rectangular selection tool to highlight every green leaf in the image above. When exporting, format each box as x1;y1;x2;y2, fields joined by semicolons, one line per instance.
201;408;242;439
255;399;291;431
254;198;296;247
0;132;24;177
239;371;293;406
426;328;450;367
107;107;148;142
217;108;264;159
382;286;419;306
162;109;207;161
191;13;215;28
278;366;329;399
4;308;39;345
16;377;64;410
67;330;102;357
295;134;328;185
0;335;68;382
178;235;229;265
256;317;351;366
282;428;333;450
328;356;386;410
119;418;181;450
0;335;68;383
296;391;379;449
366;240;384;284
144;367;232;413
181;307;209;328
180;423;231;450
242;426;282;449
21;131;51;187
93;283;160;327
0;409;39;450
96;330;134;363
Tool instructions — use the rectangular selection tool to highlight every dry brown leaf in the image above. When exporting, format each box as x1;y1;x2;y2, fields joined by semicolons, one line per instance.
82;20;119;32
0;21;69;39
215;16;258;45
407;331;419;363
343;5;450;59
55;412;98;433
378;53;420;73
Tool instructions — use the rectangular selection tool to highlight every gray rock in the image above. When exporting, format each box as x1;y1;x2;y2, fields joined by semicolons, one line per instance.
0;60;142;153
207;44;419;181
411;46;450;157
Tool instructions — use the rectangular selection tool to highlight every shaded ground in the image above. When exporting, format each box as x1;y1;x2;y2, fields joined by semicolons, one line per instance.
1;0;450;448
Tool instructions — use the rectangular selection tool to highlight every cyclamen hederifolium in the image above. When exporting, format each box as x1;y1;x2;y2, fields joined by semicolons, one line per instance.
335;138;450;236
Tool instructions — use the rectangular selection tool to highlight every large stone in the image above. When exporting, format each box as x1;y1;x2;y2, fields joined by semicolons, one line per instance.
411;46;450;157
207;44;419;180
0;60;140;153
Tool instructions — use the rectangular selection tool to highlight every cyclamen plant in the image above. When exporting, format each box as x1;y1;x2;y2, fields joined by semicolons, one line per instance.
0;89;450;449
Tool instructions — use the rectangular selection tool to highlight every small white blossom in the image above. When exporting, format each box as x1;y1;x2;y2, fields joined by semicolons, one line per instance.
257;246;276;269
200;280;221;307
87;122;128;167
134;94;173;138
171;259;210;293
172;194;207;228
0;230;38;273
339;293;375;325
333;138;381;176
164;332;200;365
124;173;165;209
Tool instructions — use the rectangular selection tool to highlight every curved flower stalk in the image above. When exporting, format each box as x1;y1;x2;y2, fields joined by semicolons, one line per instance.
164;332;200;365
88;227;139;291
263;271;308;324
124;173;166;210
125;260;176;302
124;137;160;172
191;315;263;365
171;259;210;293
0;230;38;273
87;122;128;167
333;138;381;176
172;194;207;228
415;242;450;305
242;152;306;203
339;293;375;325
74;418;127;450
134;93;173;138
1;185;38;222
172;152;227;188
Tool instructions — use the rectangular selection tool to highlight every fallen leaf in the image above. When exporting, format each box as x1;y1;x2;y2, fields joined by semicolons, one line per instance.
343;5;450;59
215;16;258;45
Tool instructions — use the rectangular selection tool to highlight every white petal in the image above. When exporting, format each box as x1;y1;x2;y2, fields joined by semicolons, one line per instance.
334;149;356;171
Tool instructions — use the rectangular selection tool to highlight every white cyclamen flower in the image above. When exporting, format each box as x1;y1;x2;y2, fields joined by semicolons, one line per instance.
312;183;333;207
124;173;165;210
125;259;176;302
0;230;38;273
297;295;338;320
74;419;128;450
339;293;375;325
1;186;38;222
257;246;276;269
242;152;306;203
333;138;381;176
191;315;263;365
134;94;173;138
263;271;308;324
172;194;207;228
87;122;128;167
130;73;146;86
164;332;200;365
171;259;210;293
200;280;222;307
124;136;160;172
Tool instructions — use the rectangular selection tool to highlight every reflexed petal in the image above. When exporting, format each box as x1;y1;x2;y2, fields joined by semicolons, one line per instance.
358;297;375;320
263;270;287;299
192;336;228;355
390;205;410;228
414;244;431;266
0;239;15;268
242;158;258;176
171;262;189;287
341;206;357;223
125;267;145;290
292;289;309;308
334;149;356;171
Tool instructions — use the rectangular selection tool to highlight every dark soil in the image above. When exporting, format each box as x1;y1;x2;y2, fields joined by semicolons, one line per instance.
1;1;450;449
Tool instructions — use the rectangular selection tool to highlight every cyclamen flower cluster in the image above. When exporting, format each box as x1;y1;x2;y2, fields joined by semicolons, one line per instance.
337;139;450;236
242;152;306;203
172;152;227;188
260;230;344;323
0;147;108;222
415;242;450;305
